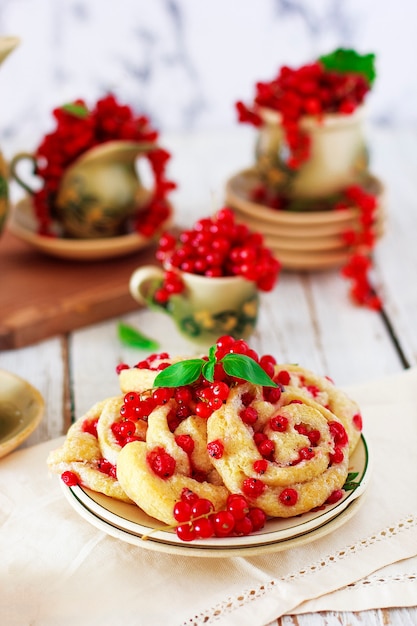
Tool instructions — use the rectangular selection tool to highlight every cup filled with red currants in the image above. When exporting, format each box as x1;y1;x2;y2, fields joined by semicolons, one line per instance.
129;207;281;345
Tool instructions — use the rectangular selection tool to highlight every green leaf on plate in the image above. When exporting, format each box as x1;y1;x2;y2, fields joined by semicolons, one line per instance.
153;359;205;388
343;472;361;491
319;48;376;85
117;322;159;351
221;354;277;387
61;102;90;118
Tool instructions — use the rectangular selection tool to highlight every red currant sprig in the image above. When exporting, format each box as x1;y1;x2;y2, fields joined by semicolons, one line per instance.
173;491;267;542
339;184;382;310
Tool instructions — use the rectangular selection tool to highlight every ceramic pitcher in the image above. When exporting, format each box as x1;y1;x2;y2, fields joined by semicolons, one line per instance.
10;139;160;239
255;106;368;200
0;36;20;235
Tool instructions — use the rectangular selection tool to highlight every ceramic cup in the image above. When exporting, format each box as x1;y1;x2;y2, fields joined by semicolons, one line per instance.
255;106;368;199
129;265;259;345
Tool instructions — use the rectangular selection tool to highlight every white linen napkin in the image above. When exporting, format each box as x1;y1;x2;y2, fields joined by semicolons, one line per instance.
1;367;417;626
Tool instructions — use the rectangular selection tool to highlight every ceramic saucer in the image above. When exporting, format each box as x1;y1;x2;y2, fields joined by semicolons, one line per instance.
7;196;173;261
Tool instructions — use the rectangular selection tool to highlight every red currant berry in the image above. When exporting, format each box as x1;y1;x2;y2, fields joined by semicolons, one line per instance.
175;434;194;454
239;406;258;425
211;511;235;537
330;447;344;464
176;523;196;542
61;471;79;487
279;488;298;506
329;421;348;446
193;517;214;539
233;516;253;536
269;415;289;432
253;459;268;474
147;447;176;478
326;489;344;504
248;507;267;531
207;439;225;459
191;498;214;518
276;370;291;385
226;494;249;520
242;477;266;498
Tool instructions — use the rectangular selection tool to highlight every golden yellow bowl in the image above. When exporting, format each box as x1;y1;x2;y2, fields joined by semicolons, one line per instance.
0;370;45;459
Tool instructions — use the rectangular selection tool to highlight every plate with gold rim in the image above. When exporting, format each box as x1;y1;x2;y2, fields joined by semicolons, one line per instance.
225;169;385;227
0;370;45;458
61;435;371;557
8;196;173;261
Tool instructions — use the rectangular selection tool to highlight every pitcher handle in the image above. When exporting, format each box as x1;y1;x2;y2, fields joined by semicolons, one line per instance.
129;265;165;306
9;152;39;196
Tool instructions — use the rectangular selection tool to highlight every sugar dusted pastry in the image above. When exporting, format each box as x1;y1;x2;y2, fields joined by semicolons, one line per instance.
52;335;363;542
273;364;363;454
47;400;132;502
206;382;349;518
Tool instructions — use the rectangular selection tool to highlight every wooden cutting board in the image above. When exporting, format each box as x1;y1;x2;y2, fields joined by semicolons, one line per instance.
0;230;156;349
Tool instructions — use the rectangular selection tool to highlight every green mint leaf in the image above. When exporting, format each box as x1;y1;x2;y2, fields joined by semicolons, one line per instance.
61;102;90;118
202;360;215;382
345;472;359;483
117;322;159;351
343;481;360;492
153;359;204;388
221;354;277;387
319;48;376;85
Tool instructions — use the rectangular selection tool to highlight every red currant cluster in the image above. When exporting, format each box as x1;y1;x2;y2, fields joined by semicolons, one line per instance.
173;490;267;541
339;185;381;310
33;93;175;236
153;207;281;304
236;59;371;171
116;337;279;428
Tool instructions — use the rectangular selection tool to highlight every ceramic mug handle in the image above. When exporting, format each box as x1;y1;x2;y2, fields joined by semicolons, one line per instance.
9;152;38;196
129;265;165;306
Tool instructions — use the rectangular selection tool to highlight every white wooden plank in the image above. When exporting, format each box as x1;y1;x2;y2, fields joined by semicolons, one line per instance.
369;127;417;368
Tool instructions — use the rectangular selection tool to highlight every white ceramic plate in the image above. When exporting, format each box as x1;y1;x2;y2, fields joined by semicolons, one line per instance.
62;435;370;557
0;370;45;458
8;196;173;261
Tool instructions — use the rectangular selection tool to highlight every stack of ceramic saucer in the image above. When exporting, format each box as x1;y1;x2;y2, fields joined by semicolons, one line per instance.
225;169;385;271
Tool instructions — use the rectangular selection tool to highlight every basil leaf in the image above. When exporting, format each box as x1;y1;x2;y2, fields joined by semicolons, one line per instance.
221;354;277;387
208;344;216;362
319;48;376;85
61;102;90;118
117;322;159;351
202;360;215;382
153;359;204;388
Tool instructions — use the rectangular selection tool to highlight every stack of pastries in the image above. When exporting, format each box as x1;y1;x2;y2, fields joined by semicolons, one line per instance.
48;337;363;538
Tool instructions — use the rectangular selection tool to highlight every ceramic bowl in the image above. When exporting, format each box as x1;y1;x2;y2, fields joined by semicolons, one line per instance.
0;370;45;458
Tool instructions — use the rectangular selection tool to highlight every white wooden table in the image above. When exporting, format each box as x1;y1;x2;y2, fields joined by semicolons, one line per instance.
1;126;416;625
